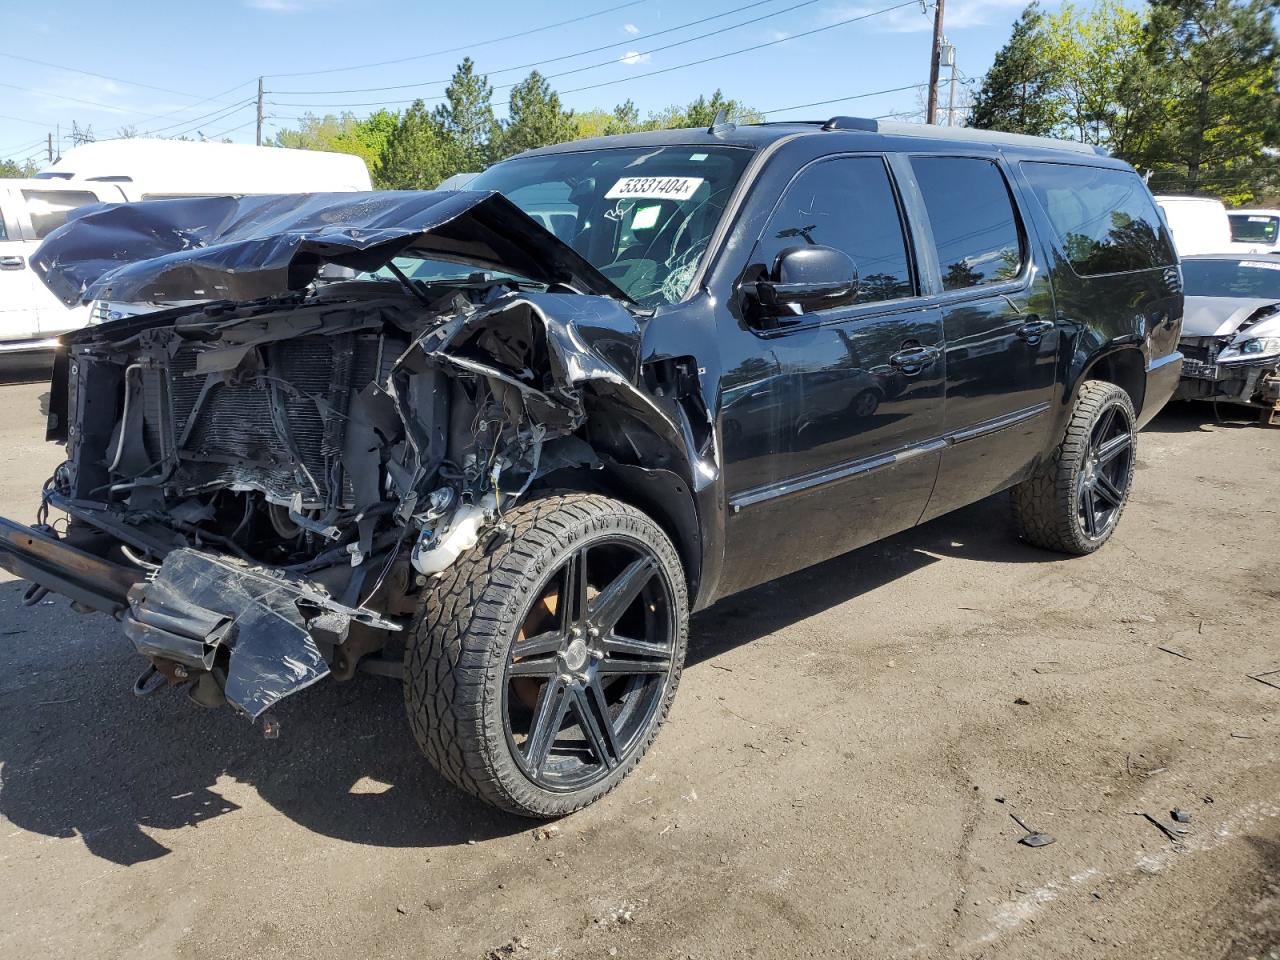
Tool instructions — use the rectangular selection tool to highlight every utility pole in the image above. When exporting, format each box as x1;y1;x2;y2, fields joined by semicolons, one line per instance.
47;132;53;163
926;0;946;124
943;40;958;126
255;76;264;146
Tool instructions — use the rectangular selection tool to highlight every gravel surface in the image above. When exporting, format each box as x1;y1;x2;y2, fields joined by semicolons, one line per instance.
0;365;1276;960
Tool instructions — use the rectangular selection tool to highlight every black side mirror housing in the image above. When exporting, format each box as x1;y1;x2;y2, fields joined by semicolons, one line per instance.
746;245;860;318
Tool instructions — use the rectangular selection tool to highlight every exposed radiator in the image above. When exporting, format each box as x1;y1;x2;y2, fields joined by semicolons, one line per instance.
141;332;396;507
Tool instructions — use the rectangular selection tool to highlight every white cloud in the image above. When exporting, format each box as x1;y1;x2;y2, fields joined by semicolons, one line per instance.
243;0;305;11
623;22;640;34
619;50;652;66
770;29;791;41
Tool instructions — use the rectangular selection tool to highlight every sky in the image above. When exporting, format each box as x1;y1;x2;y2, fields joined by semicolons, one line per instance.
0;0;1045;166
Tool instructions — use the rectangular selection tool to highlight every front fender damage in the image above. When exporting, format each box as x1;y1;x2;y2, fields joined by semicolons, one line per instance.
109;289;706;719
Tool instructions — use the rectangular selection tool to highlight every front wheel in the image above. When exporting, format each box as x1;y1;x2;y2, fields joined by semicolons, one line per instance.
1011;380;1137;555
405;493;688;817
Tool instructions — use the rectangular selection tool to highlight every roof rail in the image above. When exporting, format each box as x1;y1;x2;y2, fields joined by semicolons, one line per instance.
822;116;879;132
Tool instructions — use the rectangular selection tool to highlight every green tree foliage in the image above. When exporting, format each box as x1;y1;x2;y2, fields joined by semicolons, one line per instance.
0;158;38;177
1137;0;1280;199
271;109;397;181
969;4;1060;135
432;57;500;173
269;57;761;191
376;100;451;190
497;70;576;159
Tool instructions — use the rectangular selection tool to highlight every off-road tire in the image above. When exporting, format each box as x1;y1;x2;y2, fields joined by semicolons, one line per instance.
1011;380;1137;555
404;493;689;817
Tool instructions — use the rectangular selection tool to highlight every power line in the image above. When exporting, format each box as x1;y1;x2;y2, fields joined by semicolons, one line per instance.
0;51;242;103
272;0;816;96
163;100;257;140
145;97;258;137
0;136;47;157
757;83;932;117
270;0;922;111
203;117;260;141
267;0;650;80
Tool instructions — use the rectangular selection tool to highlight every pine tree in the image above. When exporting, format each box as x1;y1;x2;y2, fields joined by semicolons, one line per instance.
969;4;1060;136
498;71;576;158
432;57;499;175
1138;0;1280;197
376;100;450;190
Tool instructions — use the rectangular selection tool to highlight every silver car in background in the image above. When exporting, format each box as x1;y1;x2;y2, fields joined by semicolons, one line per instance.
1175;253;1280;424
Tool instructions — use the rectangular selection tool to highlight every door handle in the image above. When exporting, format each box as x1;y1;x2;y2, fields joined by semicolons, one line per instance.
1016;317;1055;344
889;344;940;375
0;255;25;270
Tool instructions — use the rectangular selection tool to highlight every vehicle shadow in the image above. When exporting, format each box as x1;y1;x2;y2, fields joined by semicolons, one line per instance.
0;492;1047;866
1142;399;1268;434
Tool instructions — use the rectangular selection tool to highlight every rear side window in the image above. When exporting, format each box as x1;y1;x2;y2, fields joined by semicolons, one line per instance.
755;156;914;304
1229;214;1279;245
911;157;1023;290
1021;162;1175;275
21;189;99;239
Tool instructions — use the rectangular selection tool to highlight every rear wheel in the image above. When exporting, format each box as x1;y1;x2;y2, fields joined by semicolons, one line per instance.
405;493;688;817
1011;379;1137;555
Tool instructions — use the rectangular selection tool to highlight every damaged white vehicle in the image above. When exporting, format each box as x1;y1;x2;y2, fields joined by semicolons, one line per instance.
1176;253;1280;423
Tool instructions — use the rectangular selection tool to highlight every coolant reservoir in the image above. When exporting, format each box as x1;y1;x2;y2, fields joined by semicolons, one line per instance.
411;495;497;576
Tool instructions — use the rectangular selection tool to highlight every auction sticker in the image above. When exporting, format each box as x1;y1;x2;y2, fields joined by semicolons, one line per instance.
1240;260;1280;270
606;176;704;201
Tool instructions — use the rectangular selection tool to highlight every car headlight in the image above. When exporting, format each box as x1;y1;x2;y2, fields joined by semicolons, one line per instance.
1219;336;1280;363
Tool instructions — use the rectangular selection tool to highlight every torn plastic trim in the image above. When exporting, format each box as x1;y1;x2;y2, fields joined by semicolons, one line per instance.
122;548;399;719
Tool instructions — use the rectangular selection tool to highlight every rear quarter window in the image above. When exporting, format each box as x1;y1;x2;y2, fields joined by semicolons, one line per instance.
1021;162;1174;276
21;189;101;239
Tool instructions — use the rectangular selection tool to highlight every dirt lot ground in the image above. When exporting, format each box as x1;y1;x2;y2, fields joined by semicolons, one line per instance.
0;360;1277;960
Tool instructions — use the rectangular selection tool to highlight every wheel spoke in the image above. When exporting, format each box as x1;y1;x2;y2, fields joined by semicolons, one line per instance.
573;683;619;770
596;658;672;676
1094;407;1117;444
508;656;560;677
600;633;671;660
524;677;571;773
588;556;657;633
559;547;590;626
1095;471;1125;507
1081;486;1099;536
511;629;564;659
1096;432;1132;466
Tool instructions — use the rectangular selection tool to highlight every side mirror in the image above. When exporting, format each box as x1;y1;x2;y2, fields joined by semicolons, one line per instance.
747;245;860;317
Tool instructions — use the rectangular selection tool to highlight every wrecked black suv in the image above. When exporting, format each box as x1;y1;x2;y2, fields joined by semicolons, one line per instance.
1;119;1183;817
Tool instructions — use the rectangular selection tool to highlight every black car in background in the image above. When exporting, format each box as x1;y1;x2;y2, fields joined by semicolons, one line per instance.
1;118;1183;816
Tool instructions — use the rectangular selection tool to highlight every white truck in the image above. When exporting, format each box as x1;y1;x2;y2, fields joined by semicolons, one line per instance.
0;139;371;353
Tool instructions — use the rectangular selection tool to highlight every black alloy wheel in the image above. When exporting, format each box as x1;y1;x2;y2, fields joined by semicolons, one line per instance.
1076;401;1135;541
405;493;688;817
504;539;678;792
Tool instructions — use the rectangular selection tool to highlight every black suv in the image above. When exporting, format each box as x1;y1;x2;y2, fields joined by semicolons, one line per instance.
1;118;1183;817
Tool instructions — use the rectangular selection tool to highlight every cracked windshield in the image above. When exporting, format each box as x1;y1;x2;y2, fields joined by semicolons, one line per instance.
392;145;752;307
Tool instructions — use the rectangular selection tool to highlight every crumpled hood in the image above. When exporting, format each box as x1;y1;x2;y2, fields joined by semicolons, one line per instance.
1181;295;1280;337
32;189;633;307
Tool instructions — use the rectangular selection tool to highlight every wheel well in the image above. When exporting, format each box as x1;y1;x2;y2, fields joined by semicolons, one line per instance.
1081;348;1146;415
532;465;703;602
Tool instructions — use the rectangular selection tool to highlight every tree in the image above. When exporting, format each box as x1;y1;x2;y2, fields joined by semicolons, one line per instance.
969;4;1061;136
1136;0;1280;199
0;158;38;177
376;100;450;189
271;109;397;181
1041;1;1149;147
433;57;499;174
498;71;576;158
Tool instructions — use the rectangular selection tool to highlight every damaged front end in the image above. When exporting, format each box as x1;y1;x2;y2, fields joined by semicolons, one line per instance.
1;190;682;720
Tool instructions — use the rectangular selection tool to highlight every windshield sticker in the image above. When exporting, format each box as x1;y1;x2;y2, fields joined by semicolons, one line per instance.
1248;216;1275;222
1240;261;1280;270
631;205;661;230
606;176;704;201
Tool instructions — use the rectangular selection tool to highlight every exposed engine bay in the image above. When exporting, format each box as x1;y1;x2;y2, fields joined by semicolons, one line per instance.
5;188;714;720
39;279;693;717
